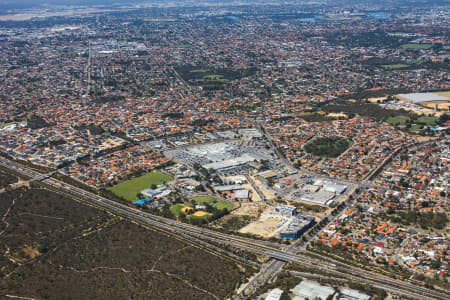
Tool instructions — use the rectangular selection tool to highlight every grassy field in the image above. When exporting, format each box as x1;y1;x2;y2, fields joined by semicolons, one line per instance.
444;45;450;50
108;171;173;201
382;64;409;69
409;124;423;132
189;211;213;220
417;116;438;126
190;69;209;73
386;116;409;125
203;74;230;83
400;43;432;50
189;196;233;210
170;204;188;217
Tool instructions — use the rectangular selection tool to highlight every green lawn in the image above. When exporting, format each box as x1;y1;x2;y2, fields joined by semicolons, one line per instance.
382;64;409;69
188;195;233;211
203;74;230;83
410;124;423;132
386;116;409;125
444;45;450;50
170;204;188;217
190;69;209;73
108;171;173;201
417;116;438;126
188;213;213;220
400;44;432;50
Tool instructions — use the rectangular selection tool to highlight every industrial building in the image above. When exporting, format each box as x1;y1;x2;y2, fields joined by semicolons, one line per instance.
339;288;371;300
279;214;315;239
265;288;284;300
273;205;297;217
292;280;335;300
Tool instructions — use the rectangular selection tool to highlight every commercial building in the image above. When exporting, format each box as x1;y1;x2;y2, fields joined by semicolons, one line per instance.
339;288;371;300
323;181;347;194
292;280;335;300
202;153;256;171
265;288;284;300
279;214;315;239
273;205;297;217
235;189;250;200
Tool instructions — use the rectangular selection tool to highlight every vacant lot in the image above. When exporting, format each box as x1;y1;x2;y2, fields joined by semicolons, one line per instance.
0;187;254;299
108;170;173;201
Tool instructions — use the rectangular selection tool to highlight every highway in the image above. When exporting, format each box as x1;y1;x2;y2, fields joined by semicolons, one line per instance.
0;157;448;300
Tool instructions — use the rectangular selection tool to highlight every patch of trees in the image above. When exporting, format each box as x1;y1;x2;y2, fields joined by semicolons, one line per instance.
390;211;448;230
74;124;105;135
27;114;50;129
39;139;67;148
304;136;351;158
298;113;340;122
322;100;416;122
163;112;184;119
175;65;257;86
0;170;17;188
325;31;407;49
0;187;249;299
220;216;254;232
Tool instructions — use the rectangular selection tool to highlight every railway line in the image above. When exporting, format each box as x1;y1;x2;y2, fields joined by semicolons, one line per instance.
1;157;448;300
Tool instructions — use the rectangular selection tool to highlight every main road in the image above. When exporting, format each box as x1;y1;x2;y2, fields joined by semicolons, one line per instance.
0;157;448;300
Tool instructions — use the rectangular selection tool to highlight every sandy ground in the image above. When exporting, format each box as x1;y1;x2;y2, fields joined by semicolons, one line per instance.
419;101;450;110
251;176;276;200
193;211;210;217
435;91;450;98
230;202;273;217
327;112;348;118
367;97;387;103
239;217;281;238
242;183;261;201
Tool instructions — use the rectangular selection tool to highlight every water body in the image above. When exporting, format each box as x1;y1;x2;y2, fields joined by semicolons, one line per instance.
295;15;323;22
224;15;239;20
368;11;392;20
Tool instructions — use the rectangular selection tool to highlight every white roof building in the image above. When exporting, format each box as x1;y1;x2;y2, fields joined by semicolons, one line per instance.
292;280;335;300
265;288;284;300
340;288;371;300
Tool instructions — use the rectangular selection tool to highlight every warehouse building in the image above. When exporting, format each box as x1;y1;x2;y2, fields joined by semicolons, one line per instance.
292;280;335;300
279;214;315;239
